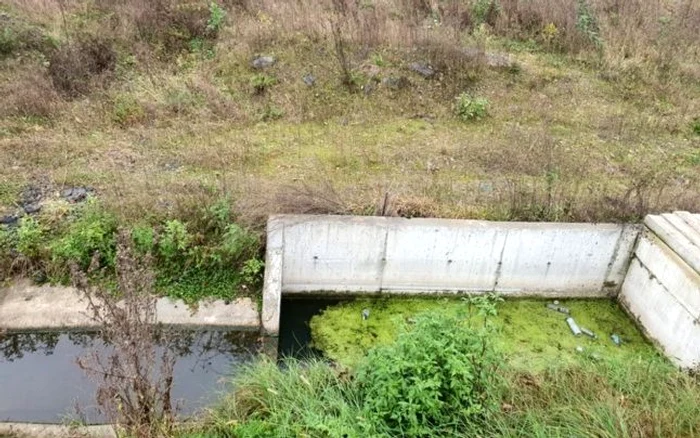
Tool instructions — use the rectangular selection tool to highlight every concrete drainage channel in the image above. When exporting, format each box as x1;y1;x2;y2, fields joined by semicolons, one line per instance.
1;212;699;436
262;213;700;369
0;283;261;436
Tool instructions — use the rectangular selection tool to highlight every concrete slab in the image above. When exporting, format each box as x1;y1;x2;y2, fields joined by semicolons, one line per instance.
620;257;700;369
0;279;260;331
645;213;700;275
0;423;115;438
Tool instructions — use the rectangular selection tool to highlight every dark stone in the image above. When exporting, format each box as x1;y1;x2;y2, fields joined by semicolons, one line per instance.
60;187;88;203
20;186;42;207
409;62;435;78
23;203;41;214
0;214;18;225
363;82;375;95
382;76;409;90
302;74;316;86
252;56;276;69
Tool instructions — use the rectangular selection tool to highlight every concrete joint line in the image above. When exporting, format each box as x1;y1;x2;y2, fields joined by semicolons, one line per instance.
492;229;509;292
633;255;700;322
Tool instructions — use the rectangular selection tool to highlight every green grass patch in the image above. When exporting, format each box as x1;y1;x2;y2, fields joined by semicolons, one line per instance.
186;305;700;438
310;297;657;370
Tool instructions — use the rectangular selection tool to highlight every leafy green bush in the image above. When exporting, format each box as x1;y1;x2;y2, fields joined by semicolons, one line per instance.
472;0;500;26
576;0;602;49
692;118;700;136
241;257;264;287
214;224;257;264
131;224;155;254
454;93;489;121
50;201;117;271
356;312;502;437
158;219;191;265
206;2;227;35
111;94;146;127
250;74;277;94
17;217;45;259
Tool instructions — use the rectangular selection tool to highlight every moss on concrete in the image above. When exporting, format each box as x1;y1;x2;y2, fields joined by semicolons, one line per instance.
310;297;659;370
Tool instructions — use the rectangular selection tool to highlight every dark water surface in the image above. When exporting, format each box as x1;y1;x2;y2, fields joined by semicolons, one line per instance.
278;297;349;359
0;330;259;424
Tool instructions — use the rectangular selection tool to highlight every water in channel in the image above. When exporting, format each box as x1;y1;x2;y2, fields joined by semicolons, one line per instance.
0;330;259;424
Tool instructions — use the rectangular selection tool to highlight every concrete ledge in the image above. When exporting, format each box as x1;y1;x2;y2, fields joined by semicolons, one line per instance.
271;215;640;296
619;231;700;369
645;212;700;275
0;279;260;332
0;423;115;438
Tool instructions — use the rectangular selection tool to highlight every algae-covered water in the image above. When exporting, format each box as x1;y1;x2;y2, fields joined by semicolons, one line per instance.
310;298;660;370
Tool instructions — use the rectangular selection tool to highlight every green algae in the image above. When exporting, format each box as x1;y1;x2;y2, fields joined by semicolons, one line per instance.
310;297;660;370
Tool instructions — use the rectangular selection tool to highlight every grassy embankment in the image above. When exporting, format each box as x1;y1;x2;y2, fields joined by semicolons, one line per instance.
1;0;699;301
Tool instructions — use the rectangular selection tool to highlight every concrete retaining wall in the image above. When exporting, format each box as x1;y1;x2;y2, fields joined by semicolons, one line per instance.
620;213;700;369
262;215;640;334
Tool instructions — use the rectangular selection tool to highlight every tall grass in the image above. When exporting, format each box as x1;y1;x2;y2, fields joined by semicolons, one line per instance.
186;313;700;438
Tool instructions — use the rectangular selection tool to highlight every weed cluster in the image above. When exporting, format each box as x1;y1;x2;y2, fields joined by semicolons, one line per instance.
0;197;263;301
182;302;700;437
454;93;489;121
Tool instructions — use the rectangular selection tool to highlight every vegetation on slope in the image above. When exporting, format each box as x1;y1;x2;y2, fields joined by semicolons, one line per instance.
180;302;700;437
1;0;698;297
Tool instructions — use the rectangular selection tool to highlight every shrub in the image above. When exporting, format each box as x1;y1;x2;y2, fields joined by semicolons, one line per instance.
454;93;489;121
0;70;61;119
158;220;191;265
50;201;118;272
131;225;155;254
111;94;146;127
48;36;117;97
250;73;277;94
206;1;227;35
472;0;500;26
0;14;52;59
356;312;502;437
575;0;601;49
112;0;222;56
214;224;257;264
259;104;284;121
72;230;177;438
692;118;700;136
112;94;146;127
17;217;44;260
240;257;264;287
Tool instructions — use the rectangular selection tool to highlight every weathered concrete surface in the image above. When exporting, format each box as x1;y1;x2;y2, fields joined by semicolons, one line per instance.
0;279;260;331
645;212;700;275
261;217;284;335
0;423;115;438
272;215;639;295
619;230;700;369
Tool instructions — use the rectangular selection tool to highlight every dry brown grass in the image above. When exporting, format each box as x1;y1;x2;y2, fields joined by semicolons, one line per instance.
0;68;61;118
0;0;698;230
